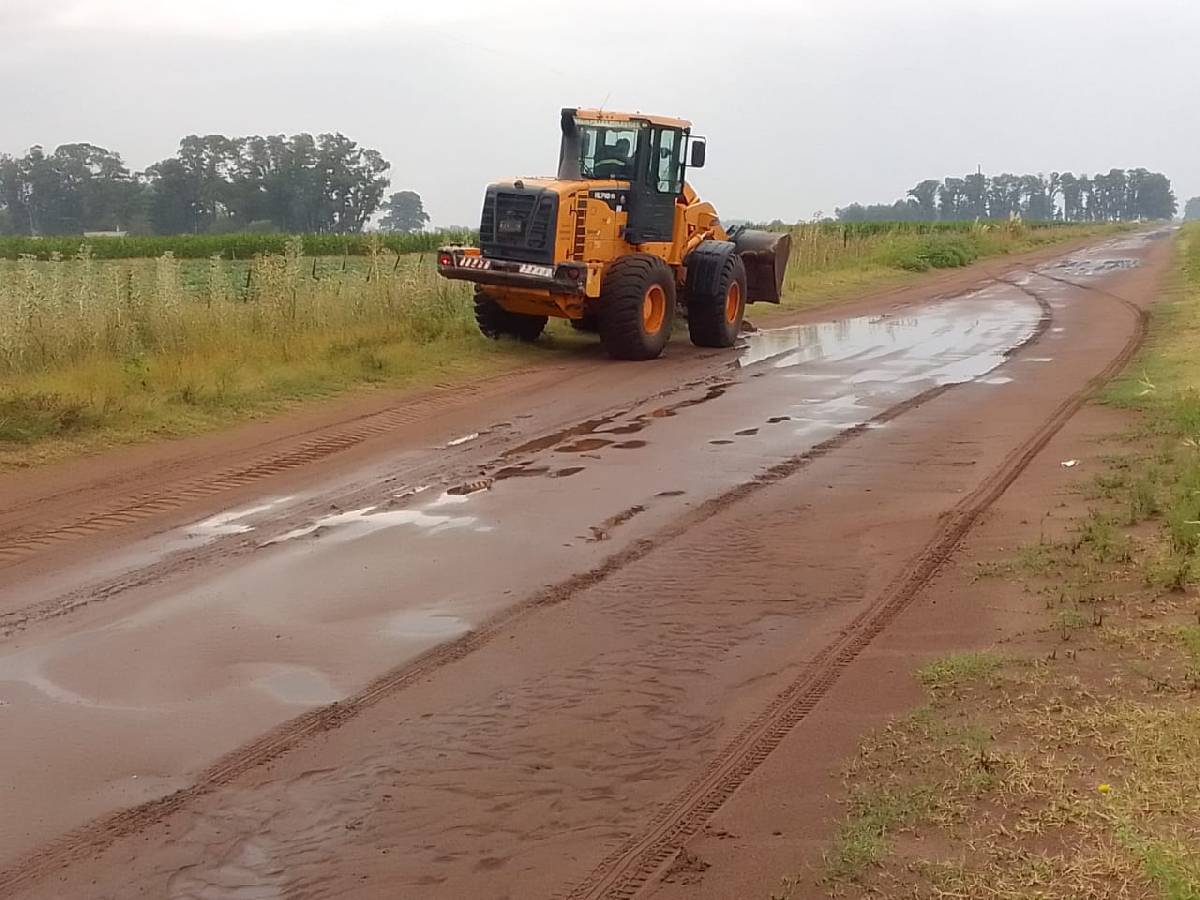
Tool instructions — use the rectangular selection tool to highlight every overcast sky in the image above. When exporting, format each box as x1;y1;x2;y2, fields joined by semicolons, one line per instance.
3;0;1197;226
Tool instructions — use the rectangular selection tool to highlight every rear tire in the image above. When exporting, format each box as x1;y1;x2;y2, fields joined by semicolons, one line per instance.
684;241;747;348
597;255;676;361
474;287;547;343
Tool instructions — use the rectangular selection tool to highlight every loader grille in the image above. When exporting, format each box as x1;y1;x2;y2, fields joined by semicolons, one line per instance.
572;195;588;260
478;185;557;264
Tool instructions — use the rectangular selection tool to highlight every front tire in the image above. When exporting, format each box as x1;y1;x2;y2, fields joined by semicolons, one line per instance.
597;255;676;361
474;287;547;343
684;241;748;348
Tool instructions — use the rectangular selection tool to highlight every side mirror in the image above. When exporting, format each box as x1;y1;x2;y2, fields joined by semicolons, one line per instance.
689;138;706;169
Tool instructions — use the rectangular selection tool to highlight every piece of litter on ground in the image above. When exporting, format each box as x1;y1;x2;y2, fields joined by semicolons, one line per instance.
446;432;481;447
1061;459;1079;468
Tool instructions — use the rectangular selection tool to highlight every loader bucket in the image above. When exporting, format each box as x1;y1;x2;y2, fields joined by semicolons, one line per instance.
733;229;791;303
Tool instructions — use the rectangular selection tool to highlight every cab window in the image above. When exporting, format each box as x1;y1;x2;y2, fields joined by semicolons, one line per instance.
579;124;641;181
650;127;683;195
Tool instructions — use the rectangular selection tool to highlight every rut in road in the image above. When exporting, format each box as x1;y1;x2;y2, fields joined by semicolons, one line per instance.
0;370;735;640
563;278;1146;899
0;372;533;566
0;349;1012;896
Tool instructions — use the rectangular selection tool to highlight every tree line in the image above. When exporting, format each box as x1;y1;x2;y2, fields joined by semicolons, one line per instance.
0;135;429;237
1185;197;1200;221
837;169;1177;223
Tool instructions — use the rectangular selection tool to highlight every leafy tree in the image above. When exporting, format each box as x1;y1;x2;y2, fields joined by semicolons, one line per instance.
1059;173;1083;222
938;178;965;219
380;190;431;233
1185;197;1200;221
144;158;203;234
140;132;391;235
1132;172;1177;219
0;143;141;235
963;171;988;219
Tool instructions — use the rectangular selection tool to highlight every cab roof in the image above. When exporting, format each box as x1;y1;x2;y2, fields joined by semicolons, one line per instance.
569;108;692;130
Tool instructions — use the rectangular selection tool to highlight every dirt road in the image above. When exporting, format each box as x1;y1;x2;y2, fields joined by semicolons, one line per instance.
0;232;1172;899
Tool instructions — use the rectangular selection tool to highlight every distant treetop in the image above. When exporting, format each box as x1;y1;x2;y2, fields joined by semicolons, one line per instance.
380;191;431;234
837;169;1177;223
0;133;392;237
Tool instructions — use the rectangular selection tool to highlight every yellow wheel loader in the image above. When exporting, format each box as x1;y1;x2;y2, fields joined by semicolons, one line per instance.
437;108;791;360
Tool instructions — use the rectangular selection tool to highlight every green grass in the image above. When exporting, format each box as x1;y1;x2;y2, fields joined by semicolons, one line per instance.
824;785;937;881
1104;224;1200;590
1130;837;1200;900
916;651;1007;691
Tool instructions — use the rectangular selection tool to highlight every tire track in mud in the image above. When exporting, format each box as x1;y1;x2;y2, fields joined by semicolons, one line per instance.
0;371;543;568
0;375;977;896
562;283;1145;899
0;372;732;640
0;283;1071;895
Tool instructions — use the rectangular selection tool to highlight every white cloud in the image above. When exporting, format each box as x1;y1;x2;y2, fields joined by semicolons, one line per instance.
34;0;507;35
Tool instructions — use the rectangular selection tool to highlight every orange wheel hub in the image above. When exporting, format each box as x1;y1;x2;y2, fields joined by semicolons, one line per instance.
725;280;742;324
643;284;667;334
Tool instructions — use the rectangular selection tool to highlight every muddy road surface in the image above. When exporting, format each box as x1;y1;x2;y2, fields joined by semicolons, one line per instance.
0;232;1172;898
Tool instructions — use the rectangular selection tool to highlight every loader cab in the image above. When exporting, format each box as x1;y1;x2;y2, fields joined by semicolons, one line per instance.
558;108;706;245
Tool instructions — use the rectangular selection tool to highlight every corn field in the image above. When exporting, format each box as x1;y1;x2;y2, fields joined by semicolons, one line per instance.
0;237;475;377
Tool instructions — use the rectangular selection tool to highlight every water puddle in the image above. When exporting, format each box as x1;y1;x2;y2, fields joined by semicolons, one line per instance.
269;501;482;545
252;665;343;706
738;297;1039;390
0;638;145;710
494;464;551;480
388;610;471;639
505;416;616;457
1049;257;1139;278
504;386;731;461
183;497;297;541
598;422;647;436
558;437;613;453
